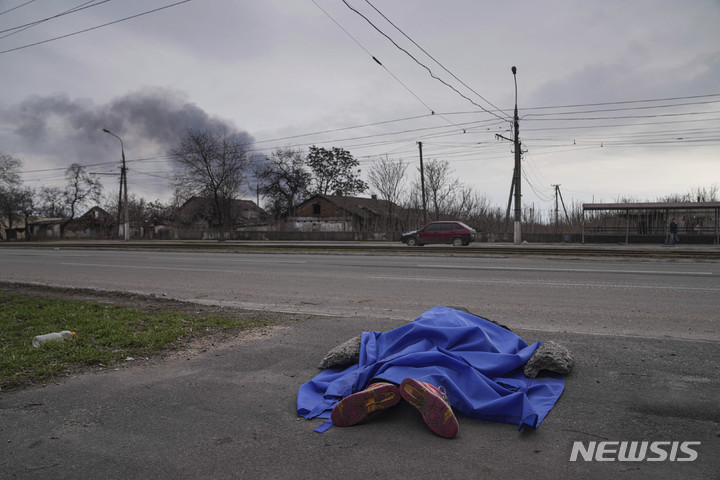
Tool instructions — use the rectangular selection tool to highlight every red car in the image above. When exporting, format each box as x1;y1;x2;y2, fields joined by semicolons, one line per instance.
401;221;477;247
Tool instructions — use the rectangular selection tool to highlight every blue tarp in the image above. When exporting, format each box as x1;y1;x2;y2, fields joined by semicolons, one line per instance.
297;306;565;433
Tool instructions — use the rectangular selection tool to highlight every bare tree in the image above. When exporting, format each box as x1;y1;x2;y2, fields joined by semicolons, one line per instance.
367;156;407;230
37;186;69;217
688;185;718;202
0;153;22;186
423;159;460;220
306;146;367;196
0;154;35;240
58;163;103;237
171;129;251;235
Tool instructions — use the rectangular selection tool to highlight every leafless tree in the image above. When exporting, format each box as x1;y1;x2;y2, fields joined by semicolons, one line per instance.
423;159;460;220
59;163;103;237
0;154;35;240
0;153;22;186
367;156;407;230
37;186;69;217
171;129;251;234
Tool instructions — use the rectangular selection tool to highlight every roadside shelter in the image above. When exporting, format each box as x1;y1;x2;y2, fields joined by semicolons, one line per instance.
582;202;720;244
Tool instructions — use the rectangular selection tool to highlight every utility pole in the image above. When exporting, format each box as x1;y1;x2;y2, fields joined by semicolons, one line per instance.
117;170;123;238
496;67;523;243
417;141;428;225
553;184;571;227
122;151;128;240
103;129;130;240
512;66;522;245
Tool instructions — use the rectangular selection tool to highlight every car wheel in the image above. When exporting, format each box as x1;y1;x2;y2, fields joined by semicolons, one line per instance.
407;236;418;247
452;237;463;247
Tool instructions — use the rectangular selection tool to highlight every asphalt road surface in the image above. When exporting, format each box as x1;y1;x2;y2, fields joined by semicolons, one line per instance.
1;247;718;340
0;245;718;479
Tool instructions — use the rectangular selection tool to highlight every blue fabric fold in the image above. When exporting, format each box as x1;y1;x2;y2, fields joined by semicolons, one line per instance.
297;306;565;432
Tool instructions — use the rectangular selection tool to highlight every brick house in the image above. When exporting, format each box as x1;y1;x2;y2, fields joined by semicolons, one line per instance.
28;206;115;239
174;196;270;232
290;194;402;232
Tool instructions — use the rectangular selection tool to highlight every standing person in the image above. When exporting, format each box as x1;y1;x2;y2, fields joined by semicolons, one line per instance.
669;218;678;245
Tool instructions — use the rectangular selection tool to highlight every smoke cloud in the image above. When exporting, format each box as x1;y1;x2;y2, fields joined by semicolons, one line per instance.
1;87;253;200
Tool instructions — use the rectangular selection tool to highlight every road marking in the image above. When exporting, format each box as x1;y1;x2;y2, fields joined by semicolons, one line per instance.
59;262;720;293
417;264;714;276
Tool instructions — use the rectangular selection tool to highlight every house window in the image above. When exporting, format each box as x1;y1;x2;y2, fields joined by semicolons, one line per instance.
313;203;321;215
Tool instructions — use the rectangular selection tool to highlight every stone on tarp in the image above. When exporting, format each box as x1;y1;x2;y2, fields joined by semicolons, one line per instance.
523;340;574;378
318;335;361;370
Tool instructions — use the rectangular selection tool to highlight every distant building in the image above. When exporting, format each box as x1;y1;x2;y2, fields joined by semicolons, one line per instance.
290;194;402;232
172;196;270;238
27;206;115;239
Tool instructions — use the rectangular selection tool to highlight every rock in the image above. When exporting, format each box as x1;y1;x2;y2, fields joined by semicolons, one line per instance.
318;335;362;370
524;340;574;378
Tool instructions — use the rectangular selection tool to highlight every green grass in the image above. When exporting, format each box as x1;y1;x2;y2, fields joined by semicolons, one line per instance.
0;292;270;390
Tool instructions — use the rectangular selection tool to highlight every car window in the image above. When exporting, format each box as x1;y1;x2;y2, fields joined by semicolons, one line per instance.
424;223;439;231
440;224;453;231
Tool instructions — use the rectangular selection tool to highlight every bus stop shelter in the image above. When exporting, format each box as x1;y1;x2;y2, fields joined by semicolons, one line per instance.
581;202;720;245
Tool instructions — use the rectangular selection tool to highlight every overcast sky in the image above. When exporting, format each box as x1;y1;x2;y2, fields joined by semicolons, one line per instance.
2;0;719;217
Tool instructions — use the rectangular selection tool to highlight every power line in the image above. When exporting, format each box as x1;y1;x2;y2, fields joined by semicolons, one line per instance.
310;0;437;116
0;1;114;36
342;0;510;123
524;110;720;122
519;93;720;111
0;0;40;17
522;98;720;118
253;113;434;144
361;0;510;122
0;0;193;55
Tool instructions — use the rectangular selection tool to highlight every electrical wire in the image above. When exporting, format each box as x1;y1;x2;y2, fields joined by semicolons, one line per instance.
0;0;40;17
519;93;720;111
0;0;193;55
342;0;510;123
362;0;510;122
0;0;114;36
253;113;435;144
311;0;437;116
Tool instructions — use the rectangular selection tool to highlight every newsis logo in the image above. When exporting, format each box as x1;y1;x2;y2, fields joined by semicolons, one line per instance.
570;441;701;462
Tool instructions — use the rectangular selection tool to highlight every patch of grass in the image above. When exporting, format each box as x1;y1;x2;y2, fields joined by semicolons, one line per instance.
0;292;269;390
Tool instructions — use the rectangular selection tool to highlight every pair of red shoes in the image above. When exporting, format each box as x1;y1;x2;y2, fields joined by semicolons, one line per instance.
330;378;458;439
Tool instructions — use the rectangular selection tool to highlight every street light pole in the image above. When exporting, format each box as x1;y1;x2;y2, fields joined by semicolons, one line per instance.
512;66;522;245
103;128;129;241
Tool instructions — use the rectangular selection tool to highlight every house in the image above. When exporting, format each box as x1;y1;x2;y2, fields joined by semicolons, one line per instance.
28;206;116;239
175;196;270;232
27;217;64;239
290;194;403;232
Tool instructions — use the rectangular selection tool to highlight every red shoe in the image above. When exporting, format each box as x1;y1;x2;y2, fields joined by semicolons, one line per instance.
331;382;401;427
400;378;458;438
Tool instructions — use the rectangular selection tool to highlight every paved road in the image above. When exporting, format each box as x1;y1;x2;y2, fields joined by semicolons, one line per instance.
1;247;718;340
0;246;718;479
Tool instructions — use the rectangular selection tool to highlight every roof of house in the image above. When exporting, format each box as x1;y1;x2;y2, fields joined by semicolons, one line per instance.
178;196;269;222
78;206;113;220
299;194;400;218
